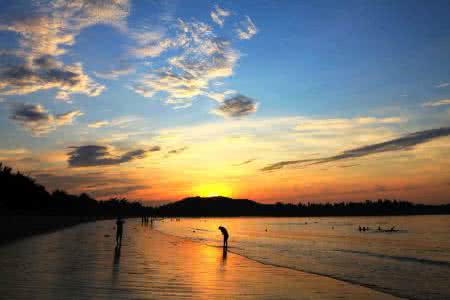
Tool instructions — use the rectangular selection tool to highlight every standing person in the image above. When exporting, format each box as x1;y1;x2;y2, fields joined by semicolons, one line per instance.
116;216;124;247
218;226;229;248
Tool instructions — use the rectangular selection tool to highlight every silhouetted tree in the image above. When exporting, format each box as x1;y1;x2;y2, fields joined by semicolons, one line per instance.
0;163;154;217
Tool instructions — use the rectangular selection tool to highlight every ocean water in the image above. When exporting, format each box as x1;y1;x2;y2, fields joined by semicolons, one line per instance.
155;215;450;300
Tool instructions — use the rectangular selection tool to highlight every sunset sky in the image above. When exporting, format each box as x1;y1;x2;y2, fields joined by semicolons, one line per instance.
0;0;449;204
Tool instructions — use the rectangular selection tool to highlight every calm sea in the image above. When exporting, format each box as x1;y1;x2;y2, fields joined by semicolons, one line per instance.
156;215;450;300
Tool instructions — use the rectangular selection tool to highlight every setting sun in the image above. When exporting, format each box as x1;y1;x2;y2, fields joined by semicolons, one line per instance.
193;183;233;198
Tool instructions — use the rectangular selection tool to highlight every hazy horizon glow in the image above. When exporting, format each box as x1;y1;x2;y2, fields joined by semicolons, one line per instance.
0;0;449;204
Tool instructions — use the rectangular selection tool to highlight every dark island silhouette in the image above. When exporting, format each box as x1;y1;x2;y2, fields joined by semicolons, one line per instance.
156;196;450;217
1;162;450;243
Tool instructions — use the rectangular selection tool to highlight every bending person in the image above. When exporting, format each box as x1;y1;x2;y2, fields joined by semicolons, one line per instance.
218;226;229;248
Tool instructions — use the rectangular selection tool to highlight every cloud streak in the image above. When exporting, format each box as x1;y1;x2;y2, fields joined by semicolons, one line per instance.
94;65;134;80
294;117;404;131
233;158;256;166
422;99;450;107
435;82;449;88
262;127;450;171
166;146;188;157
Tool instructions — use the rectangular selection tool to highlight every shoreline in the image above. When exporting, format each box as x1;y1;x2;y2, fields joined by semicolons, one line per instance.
139;224;405;299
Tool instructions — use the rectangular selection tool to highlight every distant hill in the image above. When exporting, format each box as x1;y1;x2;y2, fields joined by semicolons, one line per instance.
158;196;264;216
156;196;450;217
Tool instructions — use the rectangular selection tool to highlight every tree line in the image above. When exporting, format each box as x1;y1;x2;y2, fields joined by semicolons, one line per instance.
0;163;153;217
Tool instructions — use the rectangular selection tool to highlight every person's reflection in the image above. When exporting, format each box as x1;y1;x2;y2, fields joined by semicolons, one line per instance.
112;245;121;286
114;245;121;265
222;247;228;264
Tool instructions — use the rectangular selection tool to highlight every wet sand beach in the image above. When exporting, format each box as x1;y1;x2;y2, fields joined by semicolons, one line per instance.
0;219;403;299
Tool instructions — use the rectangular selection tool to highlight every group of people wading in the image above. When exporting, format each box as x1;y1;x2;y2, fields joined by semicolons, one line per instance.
114;216;230;250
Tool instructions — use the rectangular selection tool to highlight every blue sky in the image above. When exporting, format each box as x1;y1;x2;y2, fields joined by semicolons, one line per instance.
0;0;449;203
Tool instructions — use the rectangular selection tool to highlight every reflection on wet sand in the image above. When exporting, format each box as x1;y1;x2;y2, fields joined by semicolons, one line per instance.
0;219;402;300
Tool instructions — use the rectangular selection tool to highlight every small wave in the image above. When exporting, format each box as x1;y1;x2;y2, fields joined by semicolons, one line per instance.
190;228;214;232
334;249;450;267
267;222;311;226
224;248;412;300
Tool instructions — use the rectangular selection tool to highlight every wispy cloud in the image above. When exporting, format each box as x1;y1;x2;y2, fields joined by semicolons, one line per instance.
206;90;236;102
88;116;140;130
211;5;231;27
94;65;135;80
262;127;450;171
422;99;450;107
237;16;258;40
211;95;258;118
0;0;129;58
0;148;31;161
0;148;29;156
68;144;152;167
88;185;148;198
295;117;404;131
10;103;83;136
88;120;110;128
130;30;174;58
435;82;450;88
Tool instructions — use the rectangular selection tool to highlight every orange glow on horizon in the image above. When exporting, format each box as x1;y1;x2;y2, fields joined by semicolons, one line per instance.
193;183;233;198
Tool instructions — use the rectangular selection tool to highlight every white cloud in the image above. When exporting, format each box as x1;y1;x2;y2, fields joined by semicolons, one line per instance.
132;20;241;108
211;5;230;27
237;16;258;40
0;0;129;100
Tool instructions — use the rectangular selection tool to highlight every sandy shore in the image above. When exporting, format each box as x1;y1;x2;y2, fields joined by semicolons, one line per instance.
0;219;403;299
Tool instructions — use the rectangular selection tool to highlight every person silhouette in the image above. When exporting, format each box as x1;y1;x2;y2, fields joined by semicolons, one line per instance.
218;226;229;248
116;216;124;246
